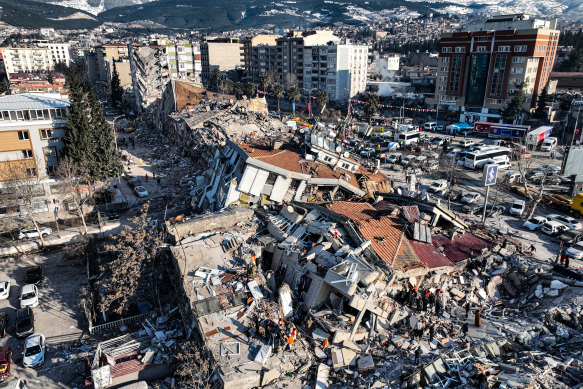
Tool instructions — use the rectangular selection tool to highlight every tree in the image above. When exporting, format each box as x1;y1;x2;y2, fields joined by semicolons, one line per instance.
223;79;234;94
272;83;284;112
233;82;244;99
0;78;9;95
0;158;51;247
57;157;89;234
97;202;161;315
533;86;549;120
243;82;257;98
62;66;93;176
516;156;551;220
314;89;329;115
286;86;300;114
110;62;123;109
258;73;269;96
46;71;54;85
212;68;221;92
87;86;123;181
364;92;379;123
501;82;527;124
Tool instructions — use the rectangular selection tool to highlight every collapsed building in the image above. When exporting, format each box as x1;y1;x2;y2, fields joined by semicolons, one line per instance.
159;181;583;389
129;44;170;113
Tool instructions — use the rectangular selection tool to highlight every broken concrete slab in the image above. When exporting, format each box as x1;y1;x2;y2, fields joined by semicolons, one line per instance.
357;355;375;371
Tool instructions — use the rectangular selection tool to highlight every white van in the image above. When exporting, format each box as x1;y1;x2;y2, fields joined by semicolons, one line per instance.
540;137;557;152
541;220;569;236
395;131;420;145
423;122;438;131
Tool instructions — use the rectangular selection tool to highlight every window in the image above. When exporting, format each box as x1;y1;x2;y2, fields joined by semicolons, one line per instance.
498;46;510;52
438;85;446;91
40;129;53;139
511;67;524;74
490;54;507;97
22;149;33;158
514;45;527;52
17;130;29;140
441;57;449;63
442;47;452;53
44;147;56;157
439;76;447;82
512;56;525;63
476;46;487;52
440;66;448;72
455;47;466;53
25;168;36;177
477;36;488;42
448;55;463;94
536;45;541;51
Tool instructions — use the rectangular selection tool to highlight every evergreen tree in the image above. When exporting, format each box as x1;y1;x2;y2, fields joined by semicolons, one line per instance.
46;71;54;85
272;83;284;112
111;62;123;108
314;89;329;115
88;86;123;181
501;82;527;124
62;66;93;175
364;92;379;123
533;86;549;120
258;73;269;96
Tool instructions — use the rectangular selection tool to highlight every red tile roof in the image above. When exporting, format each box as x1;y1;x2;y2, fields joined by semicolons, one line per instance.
410;242;454;269
327;202;422;270
432;232;492;263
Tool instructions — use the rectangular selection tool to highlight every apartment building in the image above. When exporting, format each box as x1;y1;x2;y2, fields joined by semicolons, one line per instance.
95;43;132;88
129;44;170;113
242;31;368;101
200;38;244;81
1;43;70;74
167;42;202;82
426;14;559;123
242;34;280;82
0;94;69;217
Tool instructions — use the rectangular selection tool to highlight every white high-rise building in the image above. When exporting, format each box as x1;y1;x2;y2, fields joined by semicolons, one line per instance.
1;43;70;74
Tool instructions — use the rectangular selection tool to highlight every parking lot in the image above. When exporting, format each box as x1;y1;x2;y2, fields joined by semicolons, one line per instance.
0;250;88;388
354;128;583;267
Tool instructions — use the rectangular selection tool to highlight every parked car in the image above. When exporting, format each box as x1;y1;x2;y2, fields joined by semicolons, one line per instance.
19;285;38;309
488;205;506;217
134;186;149;198
401;155;417;166
547;214;583;230
566;241;583;259
422;151;439;159
523;216;547;231
503;172;523;184
461;192;481;204
537;164;561;173
444;148;461;158
126;176;142;188
386;153;402;164
15;308;34;339
0;282;9;300
23;334;46;368
509;200;526;216
415;155;427;164
428;180;447;193
459;139;474;148
486;159;511;170
554;230;583;244
359;148;375;157
541;220;570;236
24;267;43;286
0;347;11;381
0;313;6;338
422;160;439;171
18;227;52;240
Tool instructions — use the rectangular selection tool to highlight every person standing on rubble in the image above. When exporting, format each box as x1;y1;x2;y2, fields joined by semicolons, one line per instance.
462;322;469;339
565;256;570;269
422;293;428;311
414;347;422;365
429;324;435;342
131;138;135;148
428;291;435;309
465;300;471;318
435;299;441;316
477;372;488;389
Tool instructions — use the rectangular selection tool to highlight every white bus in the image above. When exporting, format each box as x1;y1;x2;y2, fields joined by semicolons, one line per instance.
395;130;420;145
463;147;511;169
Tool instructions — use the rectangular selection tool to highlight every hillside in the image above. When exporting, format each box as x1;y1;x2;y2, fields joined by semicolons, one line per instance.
0;0;101;29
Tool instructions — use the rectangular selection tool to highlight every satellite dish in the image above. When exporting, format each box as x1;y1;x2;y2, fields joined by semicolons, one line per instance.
343;151;350;158
335;146;342;153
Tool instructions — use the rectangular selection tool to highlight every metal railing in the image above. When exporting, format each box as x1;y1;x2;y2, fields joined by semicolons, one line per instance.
89;313;151;334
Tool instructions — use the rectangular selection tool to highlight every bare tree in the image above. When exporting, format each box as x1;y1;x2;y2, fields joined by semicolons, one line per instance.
439;152;460;210
516;156;550;219
0;158;51;247
56;157;89;234
97;202;161;315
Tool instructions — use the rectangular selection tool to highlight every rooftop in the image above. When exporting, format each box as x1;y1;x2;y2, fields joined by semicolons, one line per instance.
0;93;69;110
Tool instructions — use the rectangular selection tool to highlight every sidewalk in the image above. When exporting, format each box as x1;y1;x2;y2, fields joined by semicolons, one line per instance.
0;221;121;257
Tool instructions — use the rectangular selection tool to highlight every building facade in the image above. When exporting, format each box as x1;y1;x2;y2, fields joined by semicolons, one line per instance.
167;41;202;82
0;94;69;217
1;43;71;74
200;38;244;81
94;43;133;88
242;34;280;82
426;14;559;123
129;44;170;113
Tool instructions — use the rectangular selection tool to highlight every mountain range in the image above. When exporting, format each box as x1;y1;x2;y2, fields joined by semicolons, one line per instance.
0;0;581;30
